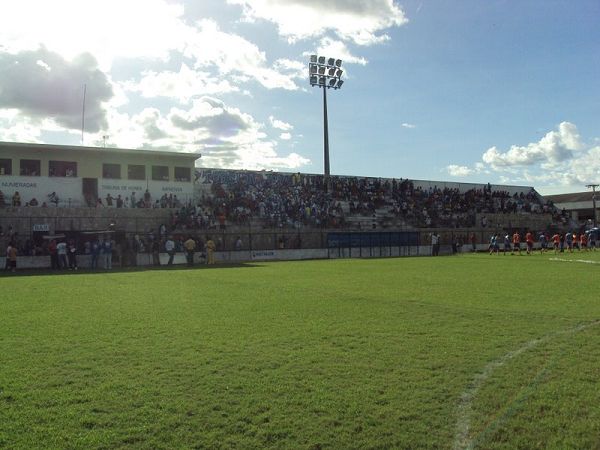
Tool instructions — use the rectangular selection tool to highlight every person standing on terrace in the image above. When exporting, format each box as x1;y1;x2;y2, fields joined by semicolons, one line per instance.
205;237;216;265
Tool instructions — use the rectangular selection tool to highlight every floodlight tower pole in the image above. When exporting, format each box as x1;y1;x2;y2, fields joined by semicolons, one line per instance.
322;85;330;177
586;183;599;227
308;55;344;179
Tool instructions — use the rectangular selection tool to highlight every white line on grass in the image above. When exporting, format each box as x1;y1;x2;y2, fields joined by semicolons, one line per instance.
549;257;600;265
453;320;600;450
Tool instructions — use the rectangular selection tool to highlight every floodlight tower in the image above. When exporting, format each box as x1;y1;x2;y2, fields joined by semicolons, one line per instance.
586;183;599;227
309;55;344;177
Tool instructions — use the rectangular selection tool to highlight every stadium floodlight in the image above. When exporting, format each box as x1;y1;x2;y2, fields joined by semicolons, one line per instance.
307;55;345;177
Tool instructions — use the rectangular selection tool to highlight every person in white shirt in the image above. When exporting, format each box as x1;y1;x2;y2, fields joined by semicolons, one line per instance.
56;240;68;269
431;232;440;256
165;237;175;265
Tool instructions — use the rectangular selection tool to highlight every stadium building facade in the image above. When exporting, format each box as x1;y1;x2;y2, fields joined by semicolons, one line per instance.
0;141;200;207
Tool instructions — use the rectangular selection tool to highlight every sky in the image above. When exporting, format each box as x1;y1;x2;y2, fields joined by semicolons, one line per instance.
0;0;599;195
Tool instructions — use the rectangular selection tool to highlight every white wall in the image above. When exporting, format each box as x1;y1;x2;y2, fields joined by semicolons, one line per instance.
1;175;193;206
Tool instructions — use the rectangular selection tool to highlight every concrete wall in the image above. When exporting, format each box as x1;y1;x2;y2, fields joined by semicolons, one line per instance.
0;144;197;206
9;246;450;270
0;207;174;236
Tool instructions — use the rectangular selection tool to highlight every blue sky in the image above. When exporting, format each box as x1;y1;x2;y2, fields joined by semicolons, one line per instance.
0;0;598;194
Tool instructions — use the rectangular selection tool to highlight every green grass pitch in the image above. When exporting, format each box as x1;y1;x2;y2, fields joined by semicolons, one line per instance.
1;251;600;449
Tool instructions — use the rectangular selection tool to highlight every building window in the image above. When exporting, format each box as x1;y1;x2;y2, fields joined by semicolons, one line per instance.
49;160;77;177
127;164;146;180
0;159;11;175
152;165;169;181
20;159;41;176
174;167;191;182
103;163;121;179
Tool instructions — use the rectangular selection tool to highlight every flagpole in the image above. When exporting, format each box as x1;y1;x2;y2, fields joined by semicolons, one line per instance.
81;84;87;145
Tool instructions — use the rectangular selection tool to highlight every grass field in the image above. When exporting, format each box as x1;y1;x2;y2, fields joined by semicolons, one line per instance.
1;251;599;449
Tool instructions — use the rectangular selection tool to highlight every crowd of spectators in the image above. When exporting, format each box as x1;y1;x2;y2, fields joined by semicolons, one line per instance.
385;181;555;228
1;169;560;235
0;188;189;209
179;170;556;231
1;226;222;271
91;190;186;209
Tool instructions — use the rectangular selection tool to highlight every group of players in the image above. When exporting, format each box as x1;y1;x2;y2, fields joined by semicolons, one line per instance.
488;229;598;255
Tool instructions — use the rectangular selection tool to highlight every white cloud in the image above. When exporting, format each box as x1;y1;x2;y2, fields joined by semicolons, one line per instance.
401;123;416;129
482;121;582;170
474;162;488;174
564;146;600;185
269;116;293;131
0;47;113;132
169;98;252;139
447;122;598;189
0;113;43;143
124;63;239;103
0;0;188;71
183;19;302;91
0;0;317;173
97;97;310;171
229;0;408;45
313;37;368;66
446;165;473;177
1;3;304;95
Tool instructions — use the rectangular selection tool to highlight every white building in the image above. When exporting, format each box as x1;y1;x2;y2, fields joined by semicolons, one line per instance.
0;141;201;207
545;191;599;224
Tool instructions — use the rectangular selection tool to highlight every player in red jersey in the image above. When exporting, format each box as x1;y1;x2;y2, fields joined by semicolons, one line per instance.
525;231;534;255
512;231;521;255
551;233;560;253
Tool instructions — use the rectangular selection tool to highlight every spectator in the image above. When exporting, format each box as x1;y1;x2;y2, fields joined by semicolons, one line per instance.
48;192;59;206
91;238;101;269
56;240;68;269
184;236;196;266
205;236;216;265
151;239;160;266
5;242;12;270
49;239;58;270
165;236;175;265
68;239;78;270
103;236;113;269
12;191;21;207
7;242;17;273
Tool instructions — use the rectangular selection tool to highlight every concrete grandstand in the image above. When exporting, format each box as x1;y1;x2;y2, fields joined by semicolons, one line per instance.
1;143;581;268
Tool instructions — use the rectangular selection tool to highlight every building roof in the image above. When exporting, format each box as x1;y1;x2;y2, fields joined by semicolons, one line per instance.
544;192;595;203
0;141;201;160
